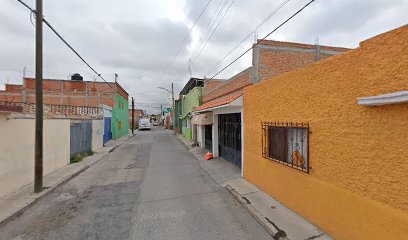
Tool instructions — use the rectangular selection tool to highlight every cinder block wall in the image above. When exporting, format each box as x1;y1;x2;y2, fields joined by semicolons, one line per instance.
244;26;408;240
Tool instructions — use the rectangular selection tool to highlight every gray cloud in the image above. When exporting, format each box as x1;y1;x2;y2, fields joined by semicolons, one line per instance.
1;0;407;113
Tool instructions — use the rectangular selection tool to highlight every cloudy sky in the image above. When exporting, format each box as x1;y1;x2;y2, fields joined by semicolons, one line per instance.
1;0;407;113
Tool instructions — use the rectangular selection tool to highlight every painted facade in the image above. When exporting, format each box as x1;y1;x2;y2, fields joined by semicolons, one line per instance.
193;40;348;172
181;87;202;140
112;94;129;140
243;25;408;240
0;117;70;198
174;99;182;134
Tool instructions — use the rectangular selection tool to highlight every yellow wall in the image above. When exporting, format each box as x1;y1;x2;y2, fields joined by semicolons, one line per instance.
0;117;70;197
243;25;408;240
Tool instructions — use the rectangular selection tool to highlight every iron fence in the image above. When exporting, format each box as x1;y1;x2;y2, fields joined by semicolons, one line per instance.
262;121;309;173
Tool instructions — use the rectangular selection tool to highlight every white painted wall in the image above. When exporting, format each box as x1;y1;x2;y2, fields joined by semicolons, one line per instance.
92;119;104;151
0;117;70;197
212;114;219;157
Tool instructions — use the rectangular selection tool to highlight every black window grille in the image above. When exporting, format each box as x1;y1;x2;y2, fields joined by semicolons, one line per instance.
262;122;309;173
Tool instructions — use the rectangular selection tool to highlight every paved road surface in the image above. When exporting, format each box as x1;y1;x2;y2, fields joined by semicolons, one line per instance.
0;127;271;240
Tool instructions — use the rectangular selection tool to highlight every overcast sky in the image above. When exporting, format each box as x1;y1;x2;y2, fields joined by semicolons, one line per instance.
1;0;407;113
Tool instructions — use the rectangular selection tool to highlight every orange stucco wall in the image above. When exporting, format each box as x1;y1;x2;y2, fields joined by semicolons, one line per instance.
243;25;408;240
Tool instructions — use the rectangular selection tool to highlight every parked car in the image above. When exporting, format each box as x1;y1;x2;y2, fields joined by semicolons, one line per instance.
139;118;151;130
152;121;159;126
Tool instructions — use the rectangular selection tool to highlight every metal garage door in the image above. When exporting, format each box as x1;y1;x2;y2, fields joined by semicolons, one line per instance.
205;125;212;151
70;121;92;158
218;113;241;168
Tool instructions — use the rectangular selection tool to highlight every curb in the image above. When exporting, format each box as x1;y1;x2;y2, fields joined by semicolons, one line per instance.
0;165;89;227
175;134;283;240
0;135;133;227
224;184;289;240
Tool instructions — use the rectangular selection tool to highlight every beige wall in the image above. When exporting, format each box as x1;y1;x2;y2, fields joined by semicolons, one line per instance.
0;117;70;197
92;119;104;151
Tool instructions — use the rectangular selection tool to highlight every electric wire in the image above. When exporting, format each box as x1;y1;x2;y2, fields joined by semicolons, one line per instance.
167;0;214;69
204;0;291;77
192;0;235;63
190;0;229;59
205;0;316;83
16;0;117;93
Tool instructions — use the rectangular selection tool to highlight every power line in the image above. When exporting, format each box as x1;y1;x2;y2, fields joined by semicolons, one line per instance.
15;0;117;93
164;0;213;73
204;0;291;77
190;0;229;59
192;0;235;63
205;0;316;83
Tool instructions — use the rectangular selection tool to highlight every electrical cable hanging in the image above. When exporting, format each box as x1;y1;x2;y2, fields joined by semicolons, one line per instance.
16;0;117;93
192;0;235;63
204;0;291;77
205;0;316;83
190;0;229;59
163;0;214;74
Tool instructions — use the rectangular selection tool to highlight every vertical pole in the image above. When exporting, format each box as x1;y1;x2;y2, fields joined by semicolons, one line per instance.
172;82;175;135
160;104;162;126
131;97;135;135
34;0;43;193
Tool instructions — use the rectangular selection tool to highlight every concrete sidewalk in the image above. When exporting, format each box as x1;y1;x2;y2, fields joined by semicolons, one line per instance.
0;134;134;226
176;134;332;240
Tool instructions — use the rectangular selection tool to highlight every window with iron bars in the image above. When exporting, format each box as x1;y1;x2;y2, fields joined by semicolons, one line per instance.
262;122;309;173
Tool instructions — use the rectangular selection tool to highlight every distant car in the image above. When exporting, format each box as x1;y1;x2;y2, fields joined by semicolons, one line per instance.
153;121;159;126
139;118;151;130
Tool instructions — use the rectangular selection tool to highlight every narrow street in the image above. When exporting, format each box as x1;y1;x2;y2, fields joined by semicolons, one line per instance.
0;127;271;240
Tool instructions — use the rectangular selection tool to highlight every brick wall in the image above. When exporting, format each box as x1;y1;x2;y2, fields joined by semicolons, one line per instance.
253;40;350;83
203;80;225;94
0;101;103;119
202;68;251;103
0;78;128;108
200;41;348;105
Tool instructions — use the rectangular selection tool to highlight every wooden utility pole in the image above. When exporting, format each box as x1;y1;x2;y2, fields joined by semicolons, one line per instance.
131;97;135;134
34;0;43;193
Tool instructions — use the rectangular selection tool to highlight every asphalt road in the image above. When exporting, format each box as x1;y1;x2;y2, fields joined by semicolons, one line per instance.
0;127;271;240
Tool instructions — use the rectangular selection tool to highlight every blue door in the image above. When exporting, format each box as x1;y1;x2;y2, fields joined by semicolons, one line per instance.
103;117;112;145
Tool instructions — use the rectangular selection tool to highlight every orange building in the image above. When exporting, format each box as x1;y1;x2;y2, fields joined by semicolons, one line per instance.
243;25;408;239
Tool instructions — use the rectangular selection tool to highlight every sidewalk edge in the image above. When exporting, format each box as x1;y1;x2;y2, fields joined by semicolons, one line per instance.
0;135;134;226
175;134;284;239
224;184;290;240
0;165;89;227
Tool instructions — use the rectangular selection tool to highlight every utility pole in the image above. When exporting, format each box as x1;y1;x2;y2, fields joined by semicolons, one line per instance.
131;97;135;135
160;104;162;126
34;0;43;193
171;82;175;135
114;73;118;97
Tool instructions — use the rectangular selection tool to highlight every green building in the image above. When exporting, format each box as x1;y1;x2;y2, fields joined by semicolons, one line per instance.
112;93;129;140
174;99;183;134
179;78;204;140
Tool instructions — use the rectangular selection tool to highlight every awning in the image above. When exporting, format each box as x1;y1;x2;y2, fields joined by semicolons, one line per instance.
191;112;213;125
193;92;243;113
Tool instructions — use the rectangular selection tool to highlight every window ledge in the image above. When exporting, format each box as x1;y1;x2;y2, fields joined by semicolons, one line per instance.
357;91;408;106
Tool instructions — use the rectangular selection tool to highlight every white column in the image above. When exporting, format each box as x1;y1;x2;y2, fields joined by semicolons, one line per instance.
200;125;205;149
212;114;219;156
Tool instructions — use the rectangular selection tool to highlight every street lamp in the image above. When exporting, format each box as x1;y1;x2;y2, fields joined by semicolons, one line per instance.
158;83;175;135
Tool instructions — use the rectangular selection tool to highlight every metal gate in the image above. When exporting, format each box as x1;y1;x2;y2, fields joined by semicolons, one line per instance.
218;113;241;168
70;121;92;158
103;117;112;145
205;125;212;151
